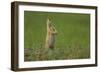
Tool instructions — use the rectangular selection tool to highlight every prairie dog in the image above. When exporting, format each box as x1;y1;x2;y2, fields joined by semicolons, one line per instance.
45;18;57;49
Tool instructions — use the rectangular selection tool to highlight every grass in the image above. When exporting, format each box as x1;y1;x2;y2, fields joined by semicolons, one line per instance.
24;46;90;61
24;11;90;61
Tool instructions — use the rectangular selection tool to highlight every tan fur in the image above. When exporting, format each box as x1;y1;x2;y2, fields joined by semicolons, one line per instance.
45;18;57;49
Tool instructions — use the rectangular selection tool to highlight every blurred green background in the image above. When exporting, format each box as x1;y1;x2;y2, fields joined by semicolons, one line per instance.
24;11;90;61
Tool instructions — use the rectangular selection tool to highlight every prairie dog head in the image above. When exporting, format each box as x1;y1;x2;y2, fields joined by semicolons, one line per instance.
47;18;57;35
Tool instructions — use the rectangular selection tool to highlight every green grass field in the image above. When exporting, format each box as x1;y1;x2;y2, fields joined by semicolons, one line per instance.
24;11;90;61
